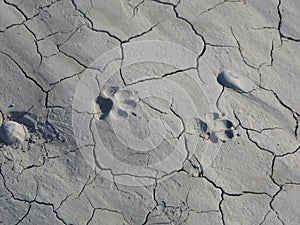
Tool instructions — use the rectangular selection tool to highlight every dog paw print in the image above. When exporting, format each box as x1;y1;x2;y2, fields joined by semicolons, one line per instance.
96;87;139;120
212;118;236;143
194;113;236;143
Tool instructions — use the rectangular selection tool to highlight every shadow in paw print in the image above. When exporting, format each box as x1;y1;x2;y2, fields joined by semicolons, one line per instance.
194;118;208;133
209;132;219;143
225;130;234;138
117;109;128;118
224;120;233;129
96;96;113;120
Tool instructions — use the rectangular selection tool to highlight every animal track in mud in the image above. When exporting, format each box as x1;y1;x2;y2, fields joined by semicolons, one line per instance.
194;114;236;143
96;87;139;120
213;118;235;142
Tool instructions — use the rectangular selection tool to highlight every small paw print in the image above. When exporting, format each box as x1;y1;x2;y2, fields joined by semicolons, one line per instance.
212;118;235;143
194;113;237;143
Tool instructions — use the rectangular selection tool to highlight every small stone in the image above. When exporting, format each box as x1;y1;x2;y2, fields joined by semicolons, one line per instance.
0;121;28;145
217;70;256;92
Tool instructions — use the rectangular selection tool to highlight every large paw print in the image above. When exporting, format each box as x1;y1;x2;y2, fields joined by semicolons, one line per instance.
96;86;139;120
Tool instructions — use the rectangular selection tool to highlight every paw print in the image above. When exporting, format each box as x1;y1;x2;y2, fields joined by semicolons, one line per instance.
97;87;139;120
194;113;236;143
212;117;235;143
113;90;139;118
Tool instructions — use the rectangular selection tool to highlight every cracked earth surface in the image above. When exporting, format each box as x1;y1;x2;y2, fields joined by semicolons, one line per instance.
0;0;300;224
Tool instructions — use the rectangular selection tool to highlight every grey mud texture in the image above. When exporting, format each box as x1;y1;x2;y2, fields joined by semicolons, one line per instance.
0;0;300;225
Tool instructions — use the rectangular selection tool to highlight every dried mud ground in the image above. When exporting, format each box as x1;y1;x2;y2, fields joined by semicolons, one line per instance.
0;0;300;225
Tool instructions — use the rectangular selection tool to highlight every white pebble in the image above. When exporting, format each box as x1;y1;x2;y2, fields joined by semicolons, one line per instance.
217;70;256;92
0;121;28;145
